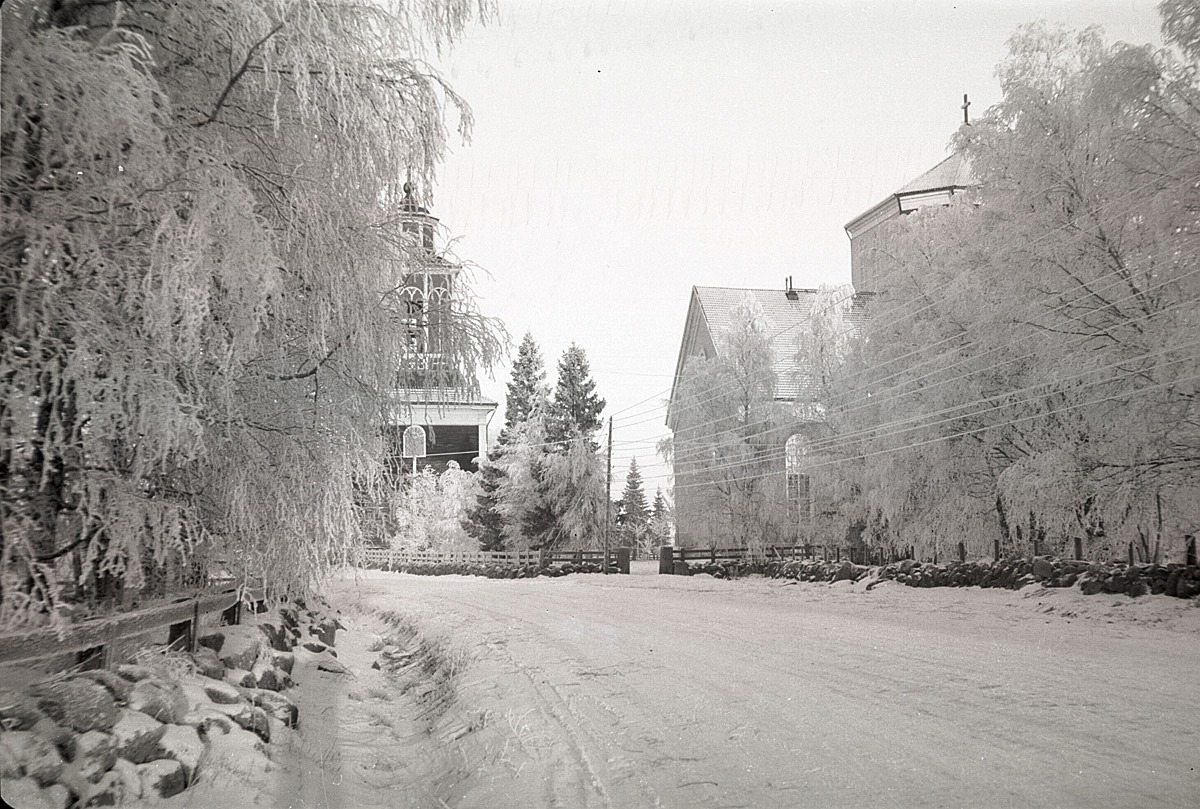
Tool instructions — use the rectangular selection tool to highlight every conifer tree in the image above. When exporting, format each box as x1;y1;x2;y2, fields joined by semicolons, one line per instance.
502;332;550;444
466;332;549;550
547;343;605;443
620;459;649;528
652;489;668;521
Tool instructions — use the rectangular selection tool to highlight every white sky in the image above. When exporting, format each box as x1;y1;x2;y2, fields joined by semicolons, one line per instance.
429;0;1164;496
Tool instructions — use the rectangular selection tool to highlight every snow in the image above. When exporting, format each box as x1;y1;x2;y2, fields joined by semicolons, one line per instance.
175;561;1199;807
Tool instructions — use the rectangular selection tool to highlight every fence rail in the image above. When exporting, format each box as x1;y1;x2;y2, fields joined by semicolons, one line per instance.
357;546;630;573
0;584;264;670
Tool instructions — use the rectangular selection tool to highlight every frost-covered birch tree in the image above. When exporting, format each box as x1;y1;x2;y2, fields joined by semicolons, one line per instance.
672;296;790;550
1;0;499;626
824;15;1200;560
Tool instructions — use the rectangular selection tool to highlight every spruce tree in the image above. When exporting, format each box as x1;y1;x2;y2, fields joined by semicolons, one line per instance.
652;488;668;521
547;343;605;443
502;332;550;444
464;460;506;551
620;459;649;528
467;333;550;550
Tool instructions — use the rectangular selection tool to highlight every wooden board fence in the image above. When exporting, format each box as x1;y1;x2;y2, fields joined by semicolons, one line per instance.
357;547;629;573
0;584;264;670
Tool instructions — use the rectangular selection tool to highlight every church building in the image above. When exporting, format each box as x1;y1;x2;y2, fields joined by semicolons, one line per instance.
843;150;976;292
386;183;496;477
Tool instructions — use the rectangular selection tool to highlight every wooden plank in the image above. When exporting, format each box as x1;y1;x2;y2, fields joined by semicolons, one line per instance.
0;588;241;666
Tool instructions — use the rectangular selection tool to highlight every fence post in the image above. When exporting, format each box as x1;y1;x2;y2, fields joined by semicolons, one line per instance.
1032;538;1040;557
1128;542;1135;566
1074;537;1083;561
659;545;674;575
958;542;966;562
835;546;840;563
1187;535;1197;567
993;539;1001;562
616;547;631;574
168;599;201;653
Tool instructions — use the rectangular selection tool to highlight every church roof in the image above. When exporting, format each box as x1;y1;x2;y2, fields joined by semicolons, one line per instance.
667;285;870;428
895;151;975;195
844;150;976;235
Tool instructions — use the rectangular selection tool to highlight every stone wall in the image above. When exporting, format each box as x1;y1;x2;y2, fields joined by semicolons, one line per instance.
0;600;342;807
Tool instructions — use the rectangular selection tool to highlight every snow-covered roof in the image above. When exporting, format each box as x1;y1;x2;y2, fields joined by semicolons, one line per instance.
844;151;976;235
895;152;975;195
667;285;870;429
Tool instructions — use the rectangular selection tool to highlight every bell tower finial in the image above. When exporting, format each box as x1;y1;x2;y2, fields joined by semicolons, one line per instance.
962;93;971;125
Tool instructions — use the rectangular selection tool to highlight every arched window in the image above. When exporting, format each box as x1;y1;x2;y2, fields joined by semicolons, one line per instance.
786;434;812;541
425;285;451;354
397;285;426;349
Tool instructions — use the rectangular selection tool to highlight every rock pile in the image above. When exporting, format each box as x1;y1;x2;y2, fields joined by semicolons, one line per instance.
385;559;617;578
0;598;341;807
671;555;1200;600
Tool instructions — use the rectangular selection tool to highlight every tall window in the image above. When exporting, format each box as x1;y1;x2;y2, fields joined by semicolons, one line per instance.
398;286;426;349
786;434;812;541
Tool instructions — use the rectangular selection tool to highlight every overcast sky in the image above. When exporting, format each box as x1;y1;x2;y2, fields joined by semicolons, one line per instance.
429;0;1164;495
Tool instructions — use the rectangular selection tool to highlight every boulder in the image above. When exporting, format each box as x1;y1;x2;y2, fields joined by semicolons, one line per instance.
192;646;226;680
110;757;142;799
255;619;293;652
212;625;265;670
0;691;46;731
208;702;271;742
272;651;296;676
0;730;64;785
115;664;157;683
1031;557;1056;581
250;690;299;729
317;656;351;675
197;630;225;655
84;765;139;806
832;561;856;582
72;729;117;783
181;705;236;738
137;758;188;799
128;678;188;724
203;724;270;779
158;723;205;781
30;716;75;760
309;618;338;647
30;678;119;733
224;668;257;689
111;709;168;765
78;669;133;704
0;776;69;809
251;663;280;692
201;679;244;705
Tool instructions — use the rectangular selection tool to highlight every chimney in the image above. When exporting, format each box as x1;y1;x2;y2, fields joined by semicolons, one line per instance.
785;275;799;301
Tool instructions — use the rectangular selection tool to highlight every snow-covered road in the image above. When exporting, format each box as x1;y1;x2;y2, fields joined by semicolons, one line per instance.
326;563;1199;808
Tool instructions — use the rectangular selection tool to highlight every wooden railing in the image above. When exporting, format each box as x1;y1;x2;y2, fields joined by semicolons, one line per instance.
357;546;630;573
0;584;264;670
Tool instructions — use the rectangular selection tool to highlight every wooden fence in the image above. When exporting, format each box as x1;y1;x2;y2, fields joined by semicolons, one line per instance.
357;546;631;574
0;584;264;671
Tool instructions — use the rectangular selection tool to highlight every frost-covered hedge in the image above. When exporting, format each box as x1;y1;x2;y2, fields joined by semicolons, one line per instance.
673;556;1200;599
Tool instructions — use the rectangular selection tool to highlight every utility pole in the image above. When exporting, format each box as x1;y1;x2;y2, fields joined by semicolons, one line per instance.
604;416;613;574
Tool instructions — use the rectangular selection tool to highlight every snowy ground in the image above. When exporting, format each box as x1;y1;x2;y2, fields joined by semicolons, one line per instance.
198;561;1199;808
